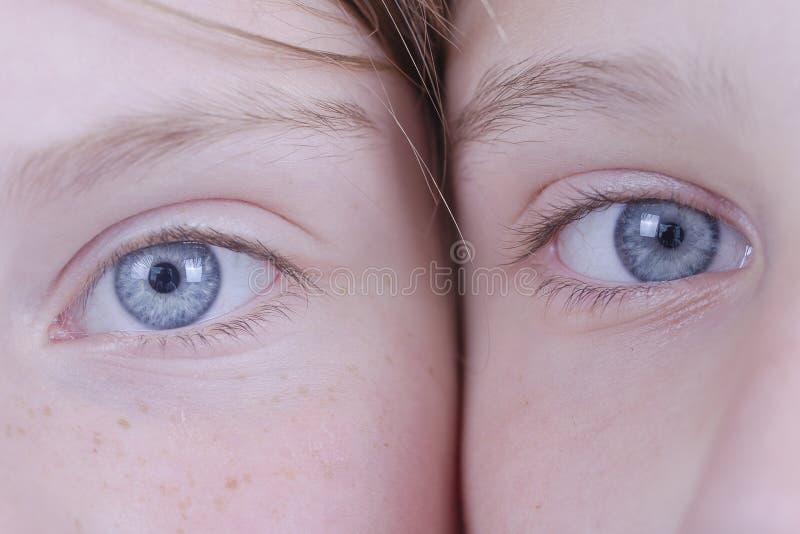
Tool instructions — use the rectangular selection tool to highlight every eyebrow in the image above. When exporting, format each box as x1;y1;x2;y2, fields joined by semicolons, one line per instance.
452;54;737;146
8;84;376;204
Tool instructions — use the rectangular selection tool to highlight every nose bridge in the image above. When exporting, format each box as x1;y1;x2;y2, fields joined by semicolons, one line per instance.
681;280;800;532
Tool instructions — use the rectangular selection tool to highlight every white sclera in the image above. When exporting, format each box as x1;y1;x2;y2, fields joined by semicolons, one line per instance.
557;203;752;283
83;245;275;334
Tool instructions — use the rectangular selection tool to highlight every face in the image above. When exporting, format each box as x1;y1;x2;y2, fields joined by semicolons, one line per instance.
0;2;457;532
448;0;800;531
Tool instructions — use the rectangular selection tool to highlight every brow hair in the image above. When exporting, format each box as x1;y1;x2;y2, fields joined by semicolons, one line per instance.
9;85;375;203
135;0;450;130
452;53;735;146
134;0;452;207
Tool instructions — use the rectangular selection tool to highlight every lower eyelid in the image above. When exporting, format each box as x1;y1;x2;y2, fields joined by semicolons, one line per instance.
525;260;742;331
49;282;302;359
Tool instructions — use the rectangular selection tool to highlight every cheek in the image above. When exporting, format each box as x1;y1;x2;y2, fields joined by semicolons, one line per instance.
462;290;747;531
1;337;455;533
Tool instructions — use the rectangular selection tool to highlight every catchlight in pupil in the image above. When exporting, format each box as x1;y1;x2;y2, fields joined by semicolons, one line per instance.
657;222;684;249
638;212;685;249
148;262;181;293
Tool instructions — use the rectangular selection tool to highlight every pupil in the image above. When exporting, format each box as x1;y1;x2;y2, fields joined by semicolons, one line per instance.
657;222;684;249
148;262;181;294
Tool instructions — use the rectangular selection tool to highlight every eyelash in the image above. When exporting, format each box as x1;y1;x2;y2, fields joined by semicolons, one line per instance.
509;186;728;314
52;226;316;349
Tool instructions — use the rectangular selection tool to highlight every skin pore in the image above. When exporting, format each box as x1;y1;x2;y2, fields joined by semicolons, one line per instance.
0;1;456;532
448;0;800;532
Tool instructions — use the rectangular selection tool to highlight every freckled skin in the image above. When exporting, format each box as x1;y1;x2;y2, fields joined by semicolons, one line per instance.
0;1;457;532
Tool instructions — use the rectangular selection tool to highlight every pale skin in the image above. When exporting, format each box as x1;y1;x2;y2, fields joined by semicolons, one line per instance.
448;0;800;532
7;0;799;531
0;1;457;532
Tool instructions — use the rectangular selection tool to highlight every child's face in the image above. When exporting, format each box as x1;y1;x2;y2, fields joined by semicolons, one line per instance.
0;2;456;532
448;0;800;531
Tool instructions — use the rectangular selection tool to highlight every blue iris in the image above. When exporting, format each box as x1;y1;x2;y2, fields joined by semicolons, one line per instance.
114;242;221;330
614;200;720;282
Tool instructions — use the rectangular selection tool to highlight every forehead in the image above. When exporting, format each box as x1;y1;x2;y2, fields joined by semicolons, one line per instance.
448;0;800;118
0;0;383;149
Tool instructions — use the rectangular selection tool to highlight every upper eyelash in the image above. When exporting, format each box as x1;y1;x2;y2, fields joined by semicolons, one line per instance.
55;226;317;344
507;185;714;264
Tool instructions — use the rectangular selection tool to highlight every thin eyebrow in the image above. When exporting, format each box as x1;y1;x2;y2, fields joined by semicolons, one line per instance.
8;85;376;204
452;54;736;146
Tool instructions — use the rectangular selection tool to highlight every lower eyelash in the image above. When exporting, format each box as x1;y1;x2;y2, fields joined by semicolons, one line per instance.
533;273;662;315
92;283;311;354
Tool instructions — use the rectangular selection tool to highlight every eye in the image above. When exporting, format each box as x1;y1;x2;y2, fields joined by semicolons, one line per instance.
557;199;753;283
54;230;293;338
83;241;274;334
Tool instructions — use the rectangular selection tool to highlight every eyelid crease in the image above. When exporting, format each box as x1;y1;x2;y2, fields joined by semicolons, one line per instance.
55;226;318;338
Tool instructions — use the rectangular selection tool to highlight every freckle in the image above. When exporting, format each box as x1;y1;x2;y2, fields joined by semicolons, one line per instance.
271;395;281;404
383;442;389;448
242;473;252;483
297;386;308;397
273;467;296;480
42;406;52;416
214;497;225;511
27;408;35;418
178;496;192;511
426;365;434;377
535;503;542;510
225;477;238;490
117;419;131;429
15;426;26;435
137;403;149;414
